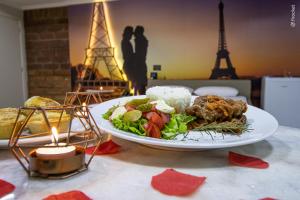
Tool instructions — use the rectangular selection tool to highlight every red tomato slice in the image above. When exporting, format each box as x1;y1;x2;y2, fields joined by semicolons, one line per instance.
160;113;170;124
152;114;164;129
144;122;150;136
149;122;161;138
144;112;155;120
144;122;161;138
147;112;164;129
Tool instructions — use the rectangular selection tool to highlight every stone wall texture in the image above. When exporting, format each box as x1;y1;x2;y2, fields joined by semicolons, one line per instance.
24;7;71;103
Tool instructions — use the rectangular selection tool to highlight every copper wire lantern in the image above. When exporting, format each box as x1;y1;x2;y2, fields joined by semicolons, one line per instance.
64;91;103;106
9;105;102;179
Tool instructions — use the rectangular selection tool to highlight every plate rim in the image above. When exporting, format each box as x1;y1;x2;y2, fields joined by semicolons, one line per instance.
0;132;80;148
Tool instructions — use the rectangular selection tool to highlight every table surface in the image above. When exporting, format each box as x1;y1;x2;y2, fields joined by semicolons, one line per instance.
1;126;300;200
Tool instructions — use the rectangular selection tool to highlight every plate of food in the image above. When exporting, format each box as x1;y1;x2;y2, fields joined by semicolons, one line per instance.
90;86;278;150
0;96;83;148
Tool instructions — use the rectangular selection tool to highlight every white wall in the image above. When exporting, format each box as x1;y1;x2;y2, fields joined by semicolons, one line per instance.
0;4;27;107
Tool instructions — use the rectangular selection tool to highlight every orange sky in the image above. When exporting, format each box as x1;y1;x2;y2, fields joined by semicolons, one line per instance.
69;0;300;79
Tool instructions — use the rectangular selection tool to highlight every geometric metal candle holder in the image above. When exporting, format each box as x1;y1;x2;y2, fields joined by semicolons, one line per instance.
8;105;102;179
64;91;103;106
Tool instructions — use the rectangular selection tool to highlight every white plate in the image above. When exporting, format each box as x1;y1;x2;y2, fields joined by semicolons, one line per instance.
90;96;278;150
0;118;86;149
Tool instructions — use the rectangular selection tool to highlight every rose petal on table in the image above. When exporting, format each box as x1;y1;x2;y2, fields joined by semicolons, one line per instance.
229;151;269;169
259;198;277;200
0;179;15;198
43;190;91;200
151;169;206;196
86;139;121;155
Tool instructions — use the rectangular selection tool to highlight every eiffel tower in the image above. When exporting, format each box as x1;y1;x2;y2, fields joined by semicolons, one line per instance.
210;0;238;79
78;2;128;91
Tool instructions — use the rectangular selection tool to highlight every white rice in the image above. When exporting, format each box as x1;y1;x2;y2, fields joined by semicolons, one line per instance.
146;86;191;113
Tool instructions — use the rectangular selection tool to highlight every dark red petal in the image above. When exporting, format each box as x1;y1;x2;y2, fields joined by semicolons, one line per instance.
0;179;15;198
151;169;206;196
260;198;277;200
43;190;91;200
229;151;269;169
86;140;121;155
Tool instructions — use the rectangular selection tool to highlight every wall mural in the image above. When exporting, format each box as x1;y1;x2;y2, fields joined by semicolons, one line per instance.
68;0;300;85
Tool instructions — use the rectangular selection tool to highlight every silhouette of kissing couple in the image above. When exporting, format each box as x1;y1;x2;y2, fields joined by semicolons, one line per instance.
121;26;148;95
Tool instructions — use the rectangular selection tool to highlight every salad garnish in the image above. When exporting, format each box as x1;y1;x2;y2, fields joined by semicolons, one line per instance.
103;98;195;139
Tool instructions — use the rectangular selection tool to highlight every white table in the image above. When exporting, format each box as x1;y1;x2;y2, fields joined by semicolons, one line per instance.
0;126;300;200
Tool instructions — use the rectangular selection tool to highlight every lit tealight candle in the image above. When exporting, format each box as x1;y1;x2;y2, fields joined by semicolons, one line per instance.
100;86;103;91
36;127;76;160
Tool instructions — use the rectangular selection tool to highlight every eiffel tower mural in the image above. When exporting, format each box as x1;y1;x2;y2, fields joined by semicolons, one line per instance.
78;2;128;92
210;0;238;79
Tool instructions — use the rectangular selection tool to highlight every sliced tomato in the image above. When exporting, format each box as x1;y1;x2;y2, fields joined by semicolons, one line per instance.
145;112;164;129
144;112;155;120
143;122;149;130
144;122;161;138
150;123;161;138
160;113;170;124
144;122;150;137
152;114;164;129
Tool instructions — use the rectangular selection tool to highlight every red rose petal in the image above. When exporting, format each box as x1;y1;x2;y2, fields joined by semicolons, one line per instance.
229;151;269;169
151;169;206;196
43;190;91;200
0;179;15;198
86;139;121;155
260;198;277;200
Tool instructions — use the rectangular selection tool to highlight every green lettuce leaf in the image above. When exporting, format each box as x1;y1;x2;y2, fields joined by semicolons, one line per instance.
112;117;147;136
162;114;196;139
102;105;118;120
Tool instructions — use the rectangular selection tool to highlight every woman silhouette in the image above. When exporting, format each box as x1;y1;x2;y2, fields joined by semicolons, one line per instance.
121;26;135;89
134;26;148;95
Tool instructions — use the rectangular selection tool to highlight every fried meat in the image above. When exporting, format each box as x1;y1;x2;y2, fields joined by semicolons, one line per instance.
185;95;247;123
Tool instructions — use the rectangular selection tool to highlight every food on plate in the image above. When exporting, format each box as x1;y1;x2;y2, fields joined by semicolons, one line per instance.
146;86;191;113
186;95;248;134
109;106;127;120
27;111;70;134
24;96;70;133
24;96;60;108
0;108;26;139
186;95;247;122
103;94;250;139
103;97;195;139
0;96;70;138
150;100;175;114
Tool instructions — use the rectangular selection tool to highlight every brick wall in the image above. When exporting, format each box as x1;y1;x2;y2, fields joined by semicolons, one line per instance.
24;7;71;103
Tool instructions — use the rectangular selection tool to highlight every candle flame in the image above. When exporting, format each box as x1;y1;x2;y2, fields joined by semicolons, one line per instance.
82;102;87;112
51;127;58;144
100;86;103;90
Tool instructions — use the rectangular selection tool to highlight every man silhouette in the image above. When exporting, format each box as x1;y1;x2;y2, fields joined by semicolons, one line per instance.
134;26;148;95
121;26;135;89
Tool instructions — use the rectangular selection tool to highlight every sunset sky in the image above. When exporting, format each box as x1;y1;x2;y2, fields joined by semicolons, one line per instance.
69;0;300;79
